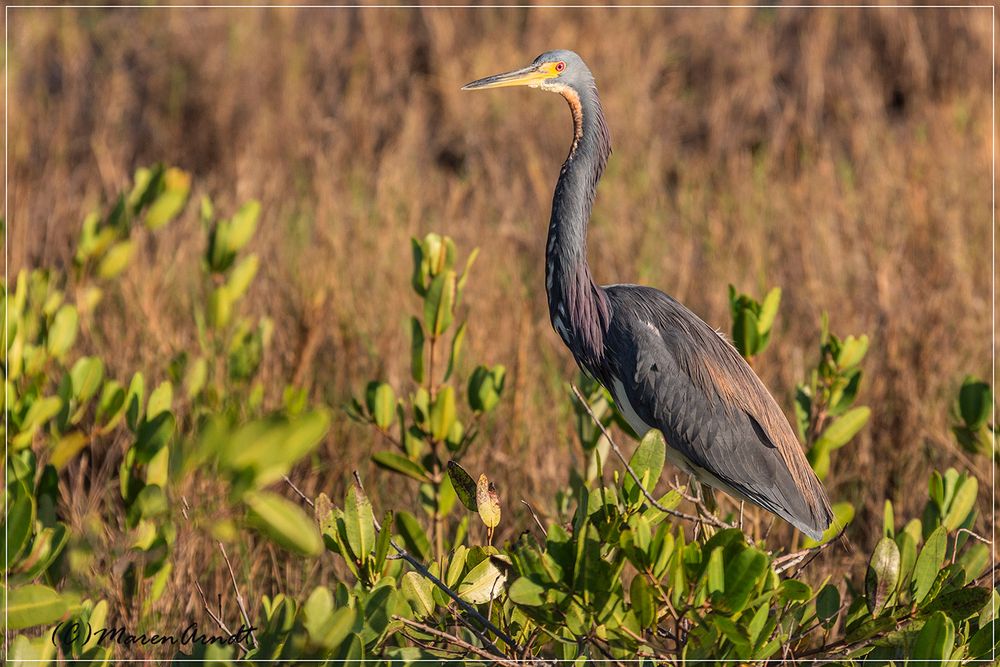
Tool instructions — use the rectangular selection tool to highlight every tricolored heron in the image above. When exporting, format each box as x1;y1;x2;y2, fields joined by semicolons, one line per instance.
464;50;833;539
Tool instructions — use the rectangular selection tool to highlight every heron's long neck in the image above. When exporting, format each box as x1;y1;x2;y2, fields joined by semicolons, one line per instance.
546;85;612;363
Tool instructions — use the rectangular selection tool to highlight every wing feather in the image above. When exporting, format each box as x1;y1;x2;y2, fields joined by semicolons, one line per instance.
603;285;833;538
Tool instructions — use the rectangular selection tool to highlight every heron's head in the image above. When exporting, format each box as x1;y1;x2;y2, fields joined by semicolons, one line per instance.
462;50;594;96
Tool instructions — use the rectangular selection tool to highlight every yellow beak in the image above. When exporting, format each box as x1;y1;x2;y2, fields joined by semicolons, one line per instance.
462;63;556;90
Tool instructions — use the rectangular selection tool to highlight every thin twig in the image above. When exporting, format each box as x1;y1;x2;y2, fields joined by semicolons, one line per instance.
218;541;259;648
447;604;500;660
193;579;250;654
571;385;733;531
182;497;250;653
973;561;1000;586
618;624;676;661
283;475;314;507
392;616;522;667
520;499;547;537
588;635;628;667
952;528;992;565
773;540;832;574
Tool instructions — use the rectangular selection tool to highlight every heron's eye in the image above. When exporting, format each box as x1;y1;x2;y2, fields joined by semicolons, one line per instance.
555;61;566;73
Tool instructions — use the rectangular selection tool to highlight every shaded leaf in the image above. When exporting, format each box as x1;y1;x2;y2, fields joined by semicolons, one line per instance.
865;537;900;617
911;610;954;663
395;511;431;562
401;572;435;618
447;461;478;512
373;451;429;483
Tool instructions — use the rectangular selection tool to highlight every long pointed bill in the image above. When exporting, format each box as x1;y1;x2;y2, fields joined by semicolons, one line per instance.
462;64;553;90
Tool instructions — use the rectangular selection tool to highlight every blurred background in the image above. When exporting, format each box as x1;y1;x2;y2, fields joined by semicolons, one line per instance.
7;5;993;565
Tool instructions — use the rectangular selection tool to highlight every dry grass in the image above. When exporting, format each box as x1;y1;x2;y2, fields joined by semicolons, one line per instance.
6;5;995;643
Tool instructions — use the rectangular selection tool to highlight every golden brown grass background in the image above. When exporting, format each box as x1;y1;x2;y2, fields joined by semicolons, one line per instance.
6;4;996;633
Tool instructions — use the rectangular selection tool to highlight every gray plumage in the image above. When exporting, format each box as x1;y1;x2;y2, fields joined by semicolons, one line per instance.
464;49;833;540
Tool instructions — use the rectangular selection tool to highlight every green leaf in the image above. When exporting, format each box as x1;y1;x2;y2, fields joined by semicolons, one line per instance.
2;492;35;564
447;461;478;512
401;572;435;618
70;356;105;404
623;429;666;504
372;451;429;483
17;396;63;444
896;530;918;595
883;499;895;538
911;610;954;663
125;372;145;431
778;579;812;603
410;238;428;295
208;285;233;329
458;555;509;604
96;380;127;430
374;511;393;573
245;491;323;557
757;287;781;334
3;584;69;630
957;542;990;583
146;381;173;419
305;593;356;650
836;334;869;369
144;168;190;229
630;575;656;629
429;386;456;441
702;547;726;596
923;586;991;623
8;630;58;663
444;321;466;382
50;431;90;470
816;584;840;629
446;544;468;588
395;511;431;562
958;377;992;428
258;410;330;479
302;586;333;640
226;254;259;301
865;536;900;617
942;476;977;531
814;407;870;451
732;307;760;358
423;270;456;337
913;526;947;603
968;618;1000;661
508;577;546;607
97;240;134;279
719;547;768;613
47;304;78;359
409;317;425;384
802;501;854;548
367;382;396;431
17;523;70;581
227;200;261;253
344;482;376;561
467;365;505;413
